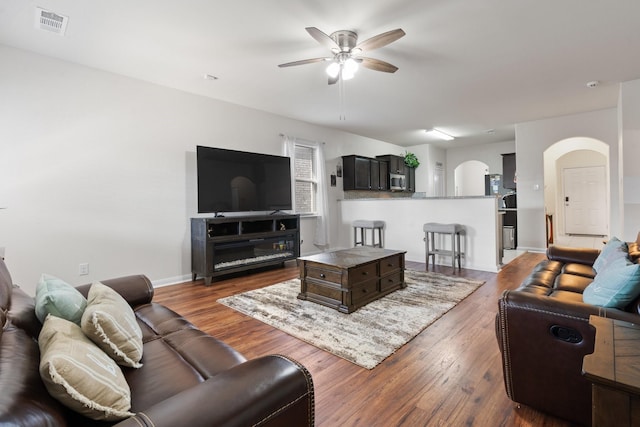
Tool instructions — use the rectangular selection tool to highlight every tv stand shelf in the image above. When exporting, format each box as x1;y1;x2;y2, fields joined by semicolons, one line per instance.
191;214;300;285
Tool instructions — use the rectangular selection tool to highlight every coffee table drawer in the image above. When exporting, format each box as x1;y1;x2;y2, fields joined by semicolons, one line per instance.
352;279;378;305
350;262;378;285
380;271;403;292
306;267;342;285
380;254;403;276
306;279;342;302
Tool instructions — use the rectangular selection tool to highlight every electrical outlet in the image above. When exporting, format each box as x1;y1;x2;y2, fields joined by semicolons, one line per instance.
78;263;89;276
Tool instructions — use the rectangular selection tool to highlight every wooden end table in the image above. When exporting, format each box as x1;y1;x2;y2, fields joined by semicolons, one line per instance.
582;315;640;427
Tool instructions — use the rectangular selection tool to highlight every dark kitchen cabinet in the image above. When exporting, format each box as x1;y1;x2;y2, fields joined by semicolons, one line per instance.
377;155;405;175
378;160;389;191
342;155;387;191
502;153;516;190
406;167;415;192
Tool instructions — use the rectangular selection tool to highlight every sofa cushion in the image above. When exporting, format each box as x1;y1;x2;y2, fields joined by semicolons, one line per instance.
553;273;593;294
593;237;628;273
38;315;134;421
583;258;640;308
35;274;87;325
561;263;596;279
81;282;143;368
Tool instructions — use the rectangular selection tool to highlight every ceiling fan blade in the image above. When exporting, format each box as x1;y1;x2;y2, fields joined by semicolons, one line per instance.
328;74;339;85
360;57;399;73
355;28;405;52
306;27;340;51
278;57;329;68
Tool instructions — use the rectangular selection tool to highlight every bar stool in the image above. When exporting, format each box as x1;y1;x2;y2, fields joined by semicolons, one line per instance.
423;223;465;269
353;220;385;248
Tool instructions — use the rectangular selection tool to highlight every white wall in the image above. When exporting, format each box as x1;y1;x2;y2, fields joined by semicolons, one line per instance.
619;80;640;240
404;144;446;196
0;45;404;295
445;140;515;196
515;109;619;251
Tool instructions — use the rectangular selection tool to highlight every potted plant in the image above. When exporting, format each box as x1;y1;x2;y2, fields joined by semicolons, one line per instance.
404;151;420;168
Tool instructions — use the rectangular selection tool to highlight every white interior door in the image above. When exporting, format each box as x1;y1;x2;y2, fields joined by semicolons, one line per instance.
563;166;607;235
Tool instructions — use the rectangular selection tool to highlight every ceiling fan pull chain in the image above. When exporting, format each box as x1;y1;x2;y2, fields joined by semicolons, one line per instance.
339;77;346;121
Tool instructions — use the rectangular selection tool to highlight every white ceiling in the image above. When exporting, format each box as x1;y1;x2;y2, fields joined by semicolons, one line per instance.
2;1;640;148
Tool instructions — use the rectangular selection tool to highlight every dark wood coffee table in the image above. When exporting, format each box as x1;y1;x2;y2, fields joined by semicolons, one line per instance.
297;246;406;313
583;315;640;426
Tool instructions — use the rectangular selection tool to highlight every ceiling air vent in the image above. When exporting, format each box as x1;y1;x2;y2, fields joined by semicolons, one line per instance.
35;7;68;35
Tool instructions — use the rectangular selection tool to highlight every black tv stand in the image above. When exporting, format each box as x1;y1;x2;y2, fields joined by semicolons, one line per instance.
191;214;300;286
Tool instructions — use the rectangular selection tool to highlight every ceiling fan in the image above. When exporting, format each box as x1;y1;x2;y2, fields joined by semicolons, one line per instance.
278;27;405;84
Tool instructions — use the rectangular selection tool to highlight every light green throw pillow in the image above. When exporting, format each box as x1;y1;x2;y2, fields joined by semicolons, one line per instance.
593;237;628;273
35;274;87;325
81;282;143;368
583;258;640;308
39;315;134;421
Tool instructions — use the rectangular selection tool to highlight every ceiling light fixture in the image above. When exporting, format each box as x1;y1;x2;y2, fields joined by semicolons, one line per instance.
426;129;455;141
325;55;360;81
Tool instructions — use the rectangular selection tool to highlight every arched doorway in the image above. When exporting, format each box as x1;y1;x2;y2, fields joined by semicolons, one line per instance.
543;138;609;244
453;160;489;196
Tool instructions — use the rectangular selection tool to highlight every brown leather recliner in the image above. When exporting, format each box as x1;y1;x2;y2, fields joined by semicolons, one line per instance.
0;258;314;426
496;237;640;426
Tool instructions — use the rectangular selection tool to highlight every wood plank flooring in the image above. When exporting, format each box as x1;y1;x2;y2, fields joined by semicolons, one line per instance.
154;253;575;426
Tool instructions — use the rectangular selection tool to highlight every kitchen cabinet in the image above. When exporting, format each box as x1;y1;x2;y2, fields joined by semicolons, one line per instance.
377;155;405;175
342;155;387;191
406;167;415;192
502;153;516;190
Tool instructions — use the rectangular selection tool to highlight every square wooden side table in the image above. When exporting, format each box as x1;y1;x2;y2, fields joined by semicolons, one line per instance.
582;315;640;426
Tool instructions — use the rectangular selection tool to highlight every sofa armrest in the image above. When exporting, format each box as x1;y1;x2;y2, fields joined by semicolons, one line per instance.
496;289;639;425
75;275;154;307
546;244;600;266
114;354;314;427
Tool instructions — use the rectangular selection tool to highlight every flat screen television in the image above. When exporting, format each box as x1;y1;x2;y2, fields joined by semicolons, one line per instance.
196;145;292;214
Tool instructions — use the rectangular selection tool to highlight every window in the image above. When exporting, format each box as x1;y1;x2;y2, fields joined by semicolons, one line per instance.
293;144;318;215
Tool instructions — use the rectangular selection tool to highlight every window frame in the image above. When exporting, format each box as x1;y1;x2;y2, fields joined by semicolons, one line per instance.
291;142;319;217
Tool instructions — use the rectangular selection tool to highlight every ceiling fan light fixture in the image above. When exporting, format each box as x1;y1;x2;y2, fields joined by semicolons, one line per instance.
326;62;340;78
344;58;359;74
426;129;455;141
341;68;356;81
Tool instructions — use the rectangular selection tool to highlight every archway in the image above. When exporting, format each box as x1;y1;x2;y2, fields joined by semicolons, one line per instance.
543;138;609;244
453;160;489;196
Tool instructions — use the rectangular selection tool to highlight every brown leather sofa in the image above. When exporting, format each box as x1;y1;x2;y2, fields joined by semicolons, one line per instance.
0;258;314;426
496;236;640;426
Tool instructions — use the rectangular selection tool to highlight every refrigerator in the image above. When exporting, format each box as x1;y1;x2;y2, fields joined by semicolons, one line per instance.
484;174;502;195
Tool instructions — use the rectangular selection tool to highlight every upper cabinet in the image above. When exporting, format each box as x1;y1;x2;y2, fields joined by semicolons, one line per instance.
502;153;516;190
343;155;387;191
377;155;405;175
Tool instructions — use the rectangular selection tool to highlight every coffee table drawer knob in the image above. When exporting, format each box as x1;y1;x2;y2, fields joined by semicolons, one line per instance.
320;273;326;278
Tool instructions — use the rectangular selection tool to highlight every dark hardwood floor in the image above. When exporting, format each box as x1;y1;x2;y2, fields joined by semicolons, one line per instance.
154;253;575;426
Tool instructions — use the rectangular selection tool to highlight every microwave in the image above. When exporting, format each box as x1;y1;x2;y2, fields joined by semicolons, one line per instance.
390;173;406;191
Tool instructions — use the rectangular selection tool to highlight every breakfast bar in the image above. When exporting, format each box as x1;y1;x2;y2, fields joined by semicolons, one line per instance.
338;196;502;272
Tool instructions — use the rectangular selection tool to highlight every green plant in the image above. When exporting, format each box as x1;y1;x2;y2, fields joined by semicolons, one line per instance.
403;151;420;168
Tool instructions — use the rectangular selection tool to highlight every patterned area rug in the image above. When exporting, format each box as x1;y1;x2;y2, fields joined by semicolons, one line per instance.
217;270;484;369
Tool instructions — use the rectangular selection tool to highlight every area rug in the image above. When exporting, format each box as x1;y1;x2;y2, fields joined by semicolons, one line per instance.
217;270;484;369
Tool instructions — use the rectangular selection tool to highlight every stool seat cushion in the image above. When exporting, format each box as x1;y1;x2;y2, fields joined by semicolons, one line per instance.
353;220;385;228
423;223;464;233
